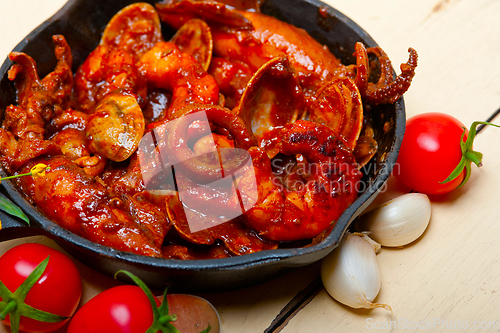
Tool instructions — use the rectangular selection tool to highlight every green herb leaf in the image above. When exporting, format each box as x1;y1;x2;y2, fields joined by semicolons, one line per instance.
0;193;29;225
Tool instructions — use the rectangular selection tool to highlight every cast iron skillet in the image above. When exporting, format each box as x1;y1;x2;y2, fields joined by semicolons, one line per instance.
0;0;405;292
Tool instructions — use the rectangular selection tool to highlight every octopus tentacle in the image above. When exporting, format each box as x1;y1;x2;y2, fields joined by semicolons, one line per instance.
362;47;418;105
6;53;47;139
1;37;73;172
242;120;362;241
42;35;74;111
165;104;257;183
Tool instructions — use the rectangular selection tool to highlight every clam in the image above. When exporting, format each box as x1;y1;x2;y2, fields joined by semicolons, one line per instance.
171;18;213;71
236;56;306;158
353;127;379;169
86;92;145;162
155;0;253;30
101;2;163;58
308;77;364;151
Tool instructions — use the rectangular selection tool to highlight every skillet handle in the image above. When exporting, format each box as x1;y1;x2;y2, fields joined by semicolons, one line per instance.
0;209;41;242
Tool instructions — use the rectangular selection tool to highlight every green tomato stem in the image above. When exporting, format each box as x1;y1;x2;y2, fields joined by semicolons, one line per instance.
114;270;211;333
0;257;68;333
0;300;16;320
159;314;177;325
465;151;483;167
440;121;500;187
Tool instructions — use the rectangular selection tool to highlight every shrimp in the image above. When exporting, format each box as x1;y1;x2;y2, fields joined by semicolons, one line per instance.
137;41;220;123
71;3;161;173
73;3;162;113
74;46;145;113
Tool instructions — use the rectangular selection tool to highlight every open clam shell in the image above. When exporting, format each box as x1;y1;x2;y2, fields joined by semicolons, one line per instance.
308;77;363;151
86;92;145;162
101;2;163;57
236;56;306;158
171;18;213;71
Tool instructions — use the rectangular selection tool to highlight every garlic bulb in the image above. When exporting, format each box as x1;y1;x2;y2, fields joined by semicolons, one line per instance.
355;193;431;247
321;232;391;311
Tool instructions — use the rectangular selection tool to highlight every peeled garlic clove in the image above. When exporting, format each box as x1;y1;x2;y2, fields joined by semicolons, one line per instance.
321;232;391;311
355;193;431;247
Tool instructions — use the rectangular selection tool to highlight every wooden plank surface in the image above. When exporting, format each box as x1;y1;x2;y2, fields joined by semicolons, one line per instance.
2;0;500;332
282;0;500;332
0;0;67;62
326;0;500;122
284;129;500;332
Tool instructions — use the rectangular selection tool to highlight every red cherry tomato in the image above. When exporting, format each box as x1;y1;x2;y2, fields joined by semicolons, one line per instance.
67;285;160;333
394;112;469;195
0;243;82;333
67;271;219;333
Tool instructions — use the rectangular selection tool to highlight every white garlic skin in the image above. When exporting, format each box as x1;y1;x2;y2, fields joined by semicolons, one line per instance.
321;232;390;311
355;193;431;247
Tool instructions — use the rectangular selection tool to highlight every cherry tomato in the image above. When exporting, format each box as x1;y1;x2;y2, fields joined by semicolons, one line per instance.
394;112;473;195
67;285;160;333
0;243;82;333
67;270;218;333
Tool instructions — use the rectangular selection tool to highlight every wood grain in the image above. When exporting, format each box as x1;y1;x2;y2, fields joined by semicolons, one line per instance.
281;0;500;332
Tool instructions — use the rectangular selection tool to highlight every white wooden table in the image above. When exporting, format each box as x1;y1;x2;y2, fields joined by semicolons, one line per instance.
1;0;500;332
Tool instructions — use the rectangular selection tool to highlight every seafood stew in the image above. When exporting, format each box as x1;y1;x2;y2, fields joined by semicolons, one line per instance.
0;0;412;291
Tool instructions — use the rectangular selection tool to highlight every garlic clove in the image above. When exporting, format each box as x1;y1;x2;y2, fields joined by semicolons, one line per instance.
355;193;431;247
321;232;391;312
